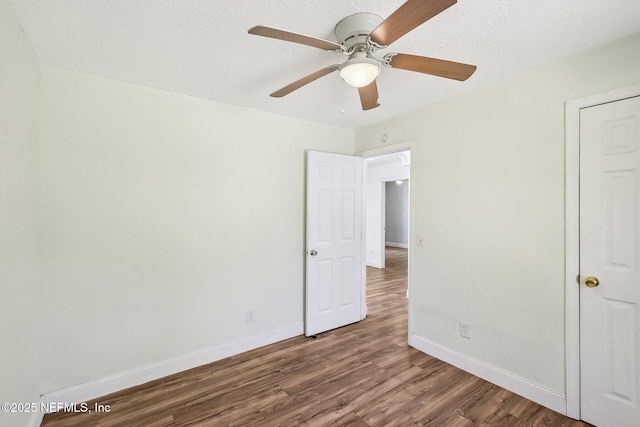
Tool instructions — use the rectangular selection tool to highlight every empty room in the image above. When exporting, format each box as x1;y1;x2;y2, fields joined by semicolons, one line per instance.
2;1;640;426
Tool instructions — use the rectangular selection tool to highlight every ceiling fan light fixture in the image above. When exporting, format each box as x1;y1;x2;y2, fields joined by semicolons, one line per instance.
339;52;381;88
249;2;476;111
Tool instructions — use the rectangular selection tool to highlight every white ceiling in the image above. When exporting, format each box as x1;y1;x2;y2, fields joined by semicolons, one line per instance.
8;0;640;130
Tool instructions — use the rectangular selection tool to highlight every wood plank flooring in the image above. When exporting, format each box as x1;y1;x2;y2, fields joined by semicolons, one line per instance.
41;247;591;426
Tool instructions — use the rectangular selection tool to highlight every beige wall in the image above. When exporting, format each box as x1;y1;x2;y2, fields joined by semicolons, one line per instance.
0;0;42;425
38;67;354;393
356;32;640;395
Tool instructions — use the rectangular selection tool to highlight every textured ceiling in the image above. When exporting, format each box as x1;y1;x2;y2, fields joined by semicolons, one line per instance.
8;0;640;129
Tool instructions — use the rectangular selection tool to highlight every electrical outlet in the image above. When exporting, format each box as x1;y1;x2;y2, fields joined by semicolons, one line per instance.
417;234;425;247
459;321;471;339
245;310;255;323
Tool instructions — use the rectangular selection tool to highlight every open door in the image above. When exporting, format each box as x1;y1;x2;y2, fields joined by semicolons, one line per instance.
305;151;365;336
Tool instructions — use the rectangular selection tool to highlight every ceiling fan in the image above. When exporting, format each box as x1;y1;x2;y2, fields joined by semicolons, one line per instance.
248;0;476;111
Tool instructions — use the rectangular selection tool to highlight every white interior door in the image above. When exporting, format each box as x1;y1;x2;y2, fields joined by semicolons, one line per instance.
580;95;640;427
306;151;364;336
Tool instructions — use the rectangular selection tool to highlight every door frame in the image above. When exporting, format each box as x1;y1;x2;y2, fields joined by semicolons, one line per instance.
564;83;640;419
358;141;415;342
380;180;386;268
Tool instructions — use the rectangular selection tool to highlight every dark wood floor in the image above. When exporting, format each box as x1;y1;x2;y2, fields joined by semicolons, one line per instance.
41;247;590;426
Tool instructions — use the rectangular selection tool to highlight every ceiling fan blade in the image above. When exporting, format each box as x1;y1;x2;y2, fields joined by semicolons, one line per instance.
270;66;339;98
249;25;344;52
358;80;380;111
388;53;476;81
369;0;457;47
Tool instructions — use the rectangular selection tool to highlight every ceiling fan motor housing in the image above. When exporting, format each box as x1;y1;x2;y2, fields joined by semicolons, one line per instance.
334;12;384;51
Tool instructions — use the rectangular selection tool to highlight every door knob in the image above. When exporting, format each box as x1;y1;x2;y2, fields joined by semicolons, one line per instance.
309;250;318;256
585;276;600;288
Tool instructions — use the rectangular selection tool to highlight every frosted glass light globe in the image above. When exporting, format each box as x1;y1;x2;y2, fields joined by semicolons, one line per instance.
339;53;381;88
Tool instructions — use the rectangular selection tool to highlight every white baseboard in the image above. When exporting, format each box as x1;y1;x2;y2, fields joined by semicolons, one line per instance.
28;410;44;427
385;242;408;249
410;333;567;415
38;323;303;415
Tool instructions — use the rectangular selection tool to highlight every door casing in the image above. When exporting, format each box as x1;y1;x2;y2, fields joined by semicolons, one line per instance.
565;83;640;419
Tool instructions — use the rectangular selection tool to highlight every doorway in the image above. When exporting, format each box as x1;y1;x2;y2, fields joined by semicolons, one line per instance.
360;142;414;340
565;84;640;423
364;150;410;269
304;145;411;337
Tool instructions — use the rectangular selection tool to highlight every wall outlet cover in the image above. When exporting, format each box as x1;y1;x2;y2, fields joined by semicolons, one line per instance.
459;321;471;339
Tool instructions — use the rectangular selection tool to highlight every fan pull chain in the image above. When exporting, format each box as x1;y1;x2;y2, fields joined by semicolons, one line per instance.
340;83;346;114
